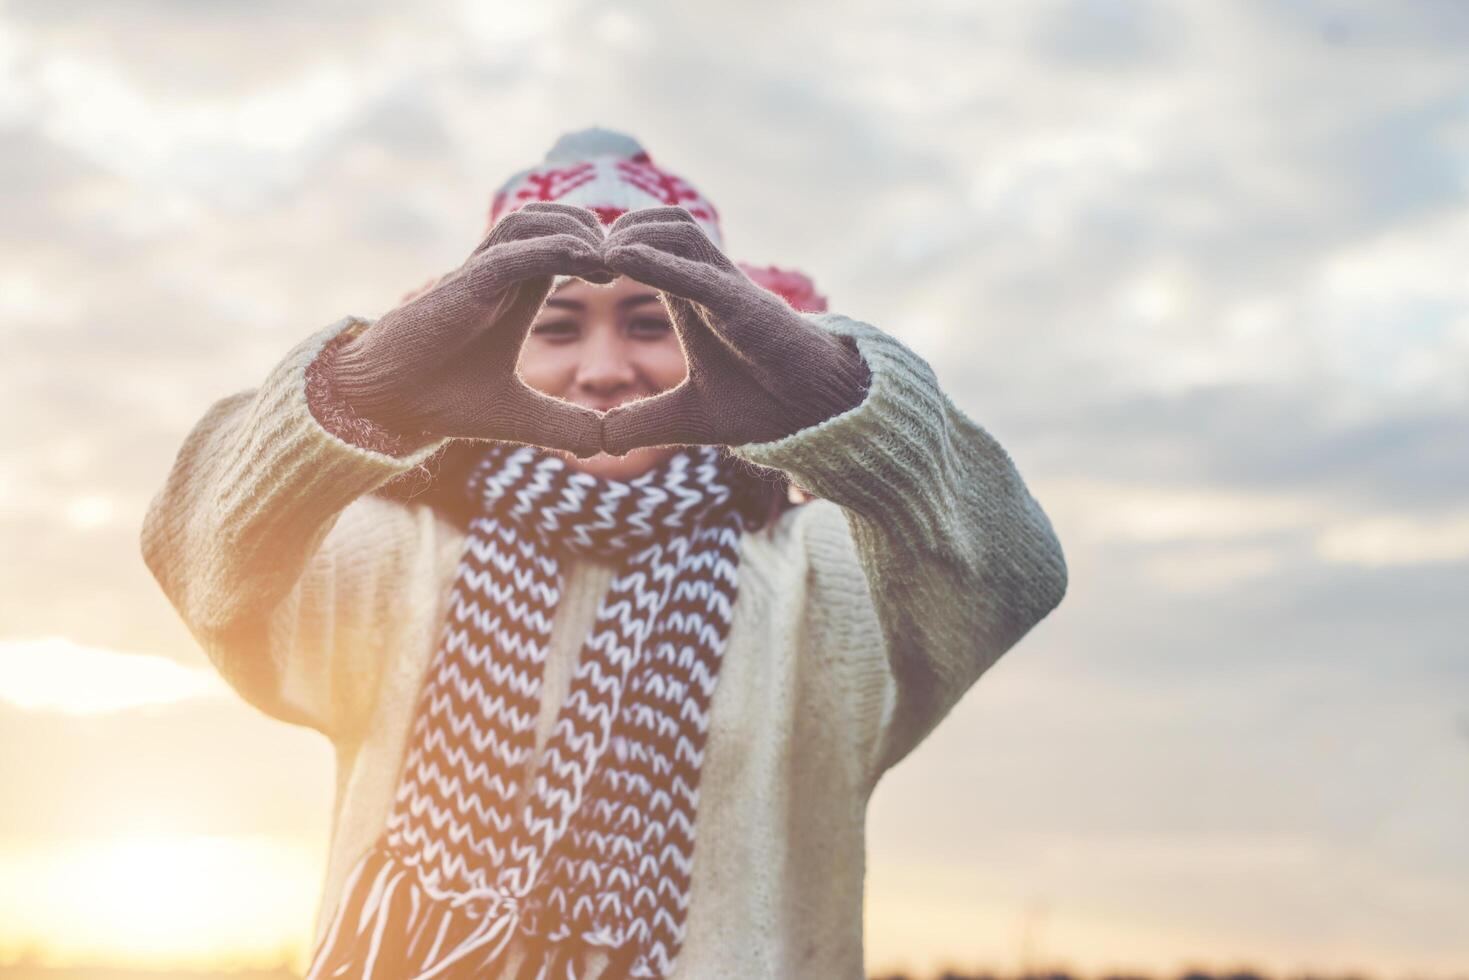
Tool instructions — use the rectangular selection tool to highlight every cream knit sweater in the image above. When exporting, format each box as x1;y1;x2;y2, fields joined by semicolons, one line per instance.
139;310;1068;978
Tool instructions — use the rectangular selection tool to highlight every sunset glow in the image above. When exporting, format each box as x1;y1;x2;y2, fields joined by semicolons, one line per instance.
0;835;324;970
0;637;226;715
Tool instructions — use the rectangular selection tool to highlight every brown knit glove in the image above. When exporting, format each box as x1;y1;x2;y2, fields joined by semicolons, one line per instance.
597;207;872;455
332;201;615;458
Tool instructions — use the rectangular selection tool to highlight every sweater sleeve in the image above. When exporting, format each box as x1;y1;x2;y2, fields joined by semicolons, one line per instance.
729;312;1069;783
139;315;453;739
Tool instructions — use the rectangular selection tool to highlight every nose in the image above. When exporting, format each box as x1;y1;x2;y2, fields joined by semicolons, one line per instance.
572;324;637;408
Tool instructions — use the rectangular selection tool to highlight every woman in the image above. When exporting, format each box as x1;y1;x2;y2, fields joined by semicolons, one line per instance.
139;128;1069;979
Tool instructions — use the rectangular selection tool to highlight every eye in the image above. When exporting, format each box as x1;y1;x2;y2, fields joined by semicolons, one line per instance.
628;317;672;339
531;319;581;342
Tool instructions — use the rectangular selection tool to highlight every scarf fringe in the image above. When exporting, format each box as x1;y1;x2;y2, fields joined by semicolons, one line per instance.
307;844;650;980
306;844;521;980
513;935;642;980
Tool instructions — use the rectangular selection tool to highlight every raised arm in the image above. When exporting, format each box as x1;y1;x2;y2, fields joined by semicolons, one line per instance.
139;318;452;735
731;313;1069;779
590;205;1068;782
139;201;614;738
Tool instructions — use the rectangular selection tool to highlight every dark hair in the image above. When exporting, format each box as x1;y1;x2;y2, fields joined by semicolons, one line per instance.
372;440;803;534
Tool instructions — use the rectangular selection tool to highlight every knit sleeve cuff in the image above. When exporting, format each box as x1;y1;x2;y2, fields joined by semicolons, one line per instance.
728;312;950;540
305;321;443;459
196;316;454;599
138;315;455;732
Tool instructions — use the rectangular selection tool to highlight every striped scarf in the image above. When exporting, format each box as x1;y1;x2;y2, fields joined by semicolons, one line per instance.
306;442;748;979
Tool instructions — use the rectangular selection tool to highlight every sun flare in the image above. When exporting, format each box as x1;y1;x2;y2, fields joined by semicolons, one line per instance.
0;834;324;970
0;636;226;715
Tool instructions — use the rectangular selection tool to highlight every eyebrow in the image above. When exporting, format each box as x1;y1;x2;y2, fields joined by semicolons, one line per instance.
544;293;662;312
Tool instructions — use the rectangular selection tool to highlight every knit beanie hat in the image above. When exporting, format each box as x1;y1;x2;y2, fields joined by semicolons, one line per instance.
488;127;727;250
398;127;828;314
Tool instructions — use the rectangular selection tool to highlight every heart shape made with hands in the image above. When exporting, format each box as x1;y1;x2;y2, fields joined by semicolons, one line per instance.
336;200;868;462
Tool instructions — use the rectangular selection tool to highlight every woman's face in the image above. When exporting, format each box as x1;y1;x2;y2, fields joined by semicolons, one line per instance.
517;274;688;480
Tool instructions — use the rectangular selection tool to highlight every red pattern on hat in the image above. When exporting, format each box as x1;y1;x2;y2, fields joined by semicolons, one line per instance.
486;145;723;246
428;130;832;314
614;157;720;225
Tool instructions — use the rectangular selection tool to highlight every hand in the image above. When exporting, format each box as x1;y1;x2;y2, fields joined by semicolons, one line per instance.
597;207;871;455
332;202;615;458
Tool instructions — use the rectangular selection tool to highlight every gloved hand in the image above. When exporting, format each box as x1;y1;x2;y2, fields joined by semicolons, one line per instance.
596;206;871;456
331;201;615;458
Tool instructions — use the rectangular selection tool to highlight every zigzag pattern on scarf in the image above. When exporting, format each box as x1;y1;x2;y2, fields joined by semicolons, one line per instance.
304;443;745;980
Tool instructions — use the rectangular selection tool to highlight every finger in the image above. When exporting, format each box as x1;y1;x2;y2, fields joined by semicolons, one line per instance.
493;383;605;459
517;201;607;237
465;233;610;297
600;383;715;456
606;205;702;237
604;216;732;271
482;273;557;350
658;290;752;370
608;246;807;374
475;206;605;257
396;272;550;377
601;243;733;313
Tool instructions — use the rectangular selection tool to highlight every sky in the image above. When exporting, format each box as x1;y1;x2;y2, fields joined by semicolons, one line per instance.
1;0;1467;976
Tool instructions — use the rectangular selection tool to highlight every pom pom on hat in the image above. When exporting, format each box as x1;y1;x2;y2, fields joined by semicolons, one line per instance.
737;262;829;313
542;127;649;165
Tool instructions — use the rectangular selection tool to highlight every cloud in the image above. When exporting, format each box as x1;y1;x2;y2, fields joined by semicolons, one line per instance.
0;636;227;714
1031;0;1180;67
1047;476;1322;544
1316;509;1469;566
